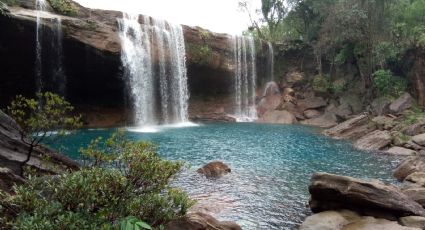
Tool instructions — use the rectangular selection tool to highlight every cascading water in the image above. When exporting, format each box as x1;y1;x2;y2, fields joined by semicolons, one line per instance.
267;42;274;81
232;35;257;121
35;0;46;94
118;13;189;127
51;18;66;96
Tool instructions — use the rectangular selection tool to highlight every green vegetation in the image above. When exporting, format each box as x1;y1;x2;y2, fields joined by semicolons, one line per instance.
0;132;194;229
7;92;82;176
48;0;78;16
186;43;213;66
372;69;407;98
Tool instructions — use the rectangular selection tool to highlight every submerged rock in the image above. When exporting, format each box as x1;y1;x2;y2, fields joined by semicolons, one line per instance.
353;130;392;151
308;172;425;217
197;161;231;179
394;157;425;181
165;212;242;230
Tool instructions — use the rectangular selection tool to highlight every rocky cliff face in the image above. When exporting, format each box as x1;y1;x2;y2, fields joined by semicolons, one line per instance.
0;0;269;126
410;46;425;107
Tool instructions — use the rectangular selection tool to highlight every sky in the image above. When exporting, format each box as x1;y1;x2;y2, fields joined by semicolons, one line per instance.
74;0;261;35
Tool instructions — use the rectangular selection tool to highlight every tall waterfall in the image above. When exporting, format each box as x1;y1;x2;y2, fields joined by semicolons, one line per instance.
118;13;189;126
34;0;66;96
267;42;274;81
232;36;257;121
35;0;46;94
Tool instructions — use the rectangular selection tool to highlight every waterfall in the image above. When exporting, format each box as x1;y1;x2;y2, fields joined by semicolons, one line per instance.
34;0;66;96
267;42;274;81
233;35;257;121
35;0;46;94
118;13;189;126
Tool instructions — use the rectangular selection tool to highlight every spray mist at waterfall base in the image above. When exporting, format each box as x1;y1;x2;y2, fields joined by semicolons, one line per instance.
126;122;199;133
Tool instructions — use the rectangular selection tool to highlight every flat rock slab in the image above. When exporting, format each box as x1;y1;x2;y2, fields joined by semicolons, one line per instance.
342;216;418;230
353;130;392;151
387;147;417;156
309;173;425;217
323;114;371;140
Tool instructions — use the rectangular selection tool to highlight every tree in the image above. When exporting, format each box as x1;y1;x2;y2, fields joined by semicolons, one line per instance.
7;92;82;176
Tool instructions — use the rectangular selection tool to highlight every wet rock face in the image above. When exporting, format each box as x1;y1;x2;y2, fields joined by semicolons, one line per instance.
308;173;425;217
197;161;231;179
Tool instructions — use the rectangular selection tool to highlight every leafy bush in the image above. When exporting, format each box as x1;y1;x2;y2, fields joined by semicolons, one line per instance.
0;132;194;229
372;69;407;98
312;75;330;93
48;0;78;16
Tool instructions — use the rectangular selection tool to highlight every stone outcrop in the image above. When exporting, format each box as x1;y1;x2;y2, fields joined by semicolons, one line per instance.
389;93;413;115
0;110;79;177
353;130;392;151
165;212;242;230
197;161;231;179
394;157;425;181
297;97;327;112
405;172;425;186
0;167;25;193
412;134;425;146
370;97;392;116
386;147;417;156
409;46;425;107
259;110;297;124
323;114;372;140
403;187;425;207
308;173;425;217
301;111;338;128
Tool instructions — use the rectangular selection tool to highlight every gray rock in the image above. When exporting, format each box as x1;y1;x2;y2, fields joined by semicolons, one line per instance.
389;93;413;114
259;110;297;124
301;112;338;128
371;97;392;116
308;173;425;217
0;167;25;193
323;114;373;140
354;130;392;151
405;172;425;186
304;109;322;119
399;216;425;229
340;95;363;114
297;97;327;112
403;187;425;207
197;161;231;179
386;147;417;156
412;133;425;146
165;212;242;230
403;119;425;136
300;210;361;230
342;216;418;230
394;157;425;181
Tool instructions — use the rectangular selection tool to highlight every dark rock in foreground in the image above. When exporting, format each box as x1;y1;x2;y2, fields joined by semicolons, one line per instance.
197;161;231;178
165;212;241;230
309;172;425;217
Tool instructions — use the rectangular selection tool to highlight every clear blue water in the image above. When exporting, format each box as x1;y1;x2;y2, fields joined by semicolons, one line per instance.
52;123;400;229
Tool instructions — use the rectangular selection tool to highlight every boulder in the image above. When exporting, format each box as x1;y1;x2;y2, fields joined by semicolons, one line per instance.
335;102;353;120
300;210;361;230
342;216;418;230
404;141;425;151
259;110;297;124
297;97;327;112
308;173;425;217
389;93;413;114
197;161;231;179
399;216;425;229
394;157;425;181
403;187;425;207
412;134;425;146
340;95;363;114
403;119;425;136
323;114;372;140
165;212;242;230
256;95;282;117
386;147;417;156
301;112;338;128
405;172;425;186
304;109;322;119
372;116;396;130
370;97;392;116
353;130;392;151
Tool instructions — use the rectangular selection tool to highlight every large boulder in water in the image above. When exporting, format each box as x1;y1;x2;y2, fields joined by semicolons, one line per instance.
259;110;297;124
165;212;242;230
353;130;392;151
197;161;231;179
394;157;425;181
308;173;425;217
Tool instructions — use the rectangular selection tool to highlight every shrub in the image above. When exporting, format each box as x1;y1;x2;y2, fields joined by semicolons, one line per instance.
372;69;407;98
312;75;330;93
48;0;78;16
0;132;194;229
